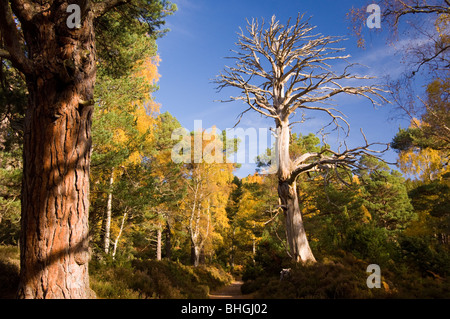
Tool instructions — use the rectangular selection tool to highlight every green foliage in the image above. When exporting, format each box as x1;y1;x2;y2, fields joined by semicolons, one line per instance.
0;60;25;247
0;60;27;148
95;0;176;78
391;77;449;156
409;180;450;220
241;147;450;298
360;168;416;232
391;126;430;153
241;236;291;294
398;235;450;276
0;150;21;245
342;225;394;265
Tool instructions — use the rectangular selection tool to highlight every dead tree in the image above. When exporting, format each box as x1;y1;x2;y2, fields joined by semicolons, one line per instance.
215;14;388;263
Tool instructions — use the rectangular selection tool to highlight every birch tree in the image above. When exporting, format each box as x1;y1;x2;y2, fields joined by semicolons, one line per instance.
181;130;234;266
216;14;388;263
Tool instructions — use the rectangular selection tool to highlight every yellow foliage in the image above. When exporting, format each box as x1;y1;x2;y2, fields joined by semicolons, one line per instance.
361;205;372;223
181;131;236;257
382;280;390;292
126;151;142;166
243;173;264;184
133;56;161;86
114;128;128;144
398;147;449;181
436;13;450;43
134;104;156;137
130;56;161;114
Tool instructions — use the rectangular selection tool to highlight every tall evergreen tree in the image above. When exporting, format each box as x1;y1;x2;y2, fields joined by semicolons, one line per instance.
0;0;175;298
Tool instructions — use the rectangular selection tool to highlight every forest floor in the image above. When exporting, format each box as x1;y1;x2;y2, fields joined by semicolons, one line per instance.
208;280;254;299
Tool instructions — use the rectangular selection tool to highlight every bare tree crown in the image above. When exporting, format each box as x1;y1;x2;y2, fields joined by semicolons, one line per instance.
216;14;387;134
216;14;390;181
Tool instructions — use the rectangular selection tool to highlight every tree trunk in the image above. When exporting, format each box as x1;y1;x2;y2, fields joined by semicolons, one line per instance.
164;221;172;259
112;211;127;259
276;120;316;263
191;242;201;267
156;221;162;261
278;180;316;263
104;168;114;254
18;8;96;299
229;228;235;268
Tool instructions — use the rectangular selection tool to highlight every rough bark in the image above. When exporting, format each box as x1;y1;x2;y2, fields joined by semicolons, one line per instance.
278;181;316;263
16;4;97;299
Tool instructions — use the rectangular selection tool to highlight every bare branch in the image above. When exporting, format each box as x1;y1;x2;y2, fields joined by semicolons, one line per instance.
289;128;391;183
216;14;391;186
263;206;284;225
0;1;32;74
384;0;450;27
215;14;388;128
92;0;131;18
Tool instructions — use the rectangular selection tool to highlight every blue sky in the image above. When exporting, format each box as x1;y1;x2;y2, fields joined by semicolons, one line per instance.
153;0;416;177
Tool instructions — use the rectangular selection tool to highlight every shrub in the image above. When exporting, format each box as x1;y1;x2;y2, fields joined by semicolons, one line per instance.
90;259;231;299
398;235;450;277
244;252;396;299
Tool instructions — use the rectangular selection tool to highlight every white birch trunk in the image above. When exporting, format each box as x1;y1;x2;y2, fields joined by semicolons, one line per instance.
156;220;162;261
112;211;127;259
104;167;114;254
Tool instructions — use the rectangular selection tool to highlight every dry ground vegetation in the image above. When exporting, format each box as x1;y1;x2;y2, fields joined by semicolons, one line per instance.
240;243;450;299
0;245;232;299
2;244;450;299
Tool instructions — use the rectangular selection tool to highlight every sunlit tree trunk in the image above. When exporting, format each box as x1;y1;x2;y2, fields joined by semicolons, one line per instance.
0;0;167;299
112;211;127;259
276;120;316;263
17;7;97;298
156;219;162;261
104;168;114;254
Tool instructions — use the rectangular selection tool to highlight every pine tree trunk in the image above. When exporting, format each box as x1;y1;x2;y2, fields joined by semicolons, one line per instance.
278;180;316;263
164;221;172;259
17;8;96;299
276;120;316;264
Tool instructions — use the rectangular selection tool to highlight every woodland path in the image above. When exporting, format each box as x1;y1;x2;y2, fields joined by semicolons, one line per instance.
208;280;253;299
